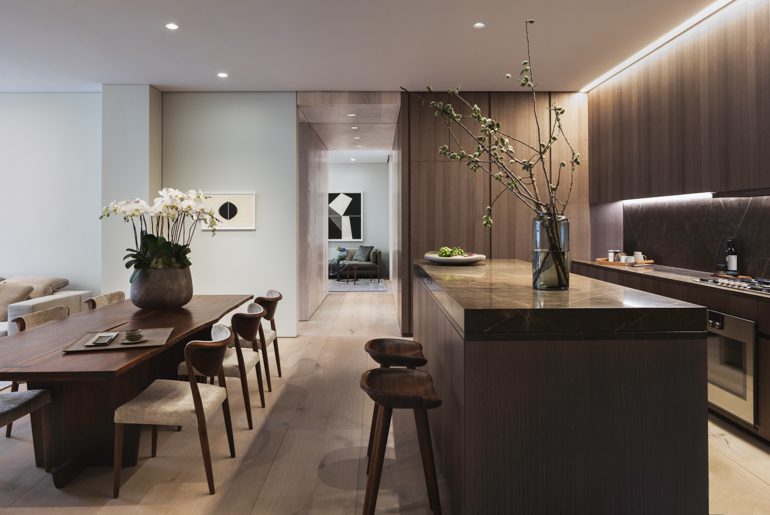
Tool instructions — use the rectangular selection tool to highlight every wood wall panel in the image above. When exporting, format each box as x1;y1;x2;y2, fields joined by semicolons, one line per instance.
552;92;591;261
409;93;449;162
297;122;328;320
391;97;409;333
409;160;490;259
589;0;770;202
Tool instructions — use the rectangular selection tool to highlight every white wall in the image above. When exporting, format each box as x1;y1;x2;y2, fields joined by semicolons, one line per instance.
101;85;163;294
162;92;299;336
0;93;101;293
329;162;390;276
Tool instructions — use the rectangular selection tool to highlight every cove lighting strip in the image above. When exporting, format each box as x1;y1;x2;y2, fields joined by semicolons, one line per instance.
623;192;714;206
580;0;736;92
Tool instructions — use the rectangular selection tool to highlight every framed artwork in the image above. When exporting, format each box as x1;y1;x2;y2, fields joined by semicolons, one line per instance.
202;193;256;231
328;192;363;241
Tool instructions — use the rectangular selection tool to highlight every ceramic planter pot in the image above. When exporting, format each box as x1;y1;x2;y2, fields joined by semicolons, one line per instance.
130;267;193;309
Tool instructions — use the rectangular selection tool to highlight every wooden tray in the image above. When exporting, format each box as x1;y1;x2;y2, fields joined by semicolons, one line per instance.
63;328;174;354
595;257;655;267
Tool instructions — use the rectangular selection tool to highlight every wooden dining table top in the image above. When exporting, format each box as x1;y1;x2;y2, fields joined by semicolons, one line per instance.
0;295;251;381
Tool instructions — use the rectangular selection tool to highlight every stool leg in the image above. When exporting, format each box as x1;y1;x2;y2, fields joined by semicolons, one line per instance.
366;403;380;475
151;425;158;457
363;405;391;515
5;381;19;438
414;409;441;514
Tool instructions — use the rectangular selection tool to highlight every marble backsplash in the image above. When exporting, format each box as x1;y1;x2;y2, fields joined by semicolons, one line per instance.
623;195;770;277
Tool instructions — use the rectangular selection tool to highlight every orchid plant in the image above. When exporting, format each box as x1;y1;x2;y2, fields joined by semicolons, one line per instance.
100;188;219;282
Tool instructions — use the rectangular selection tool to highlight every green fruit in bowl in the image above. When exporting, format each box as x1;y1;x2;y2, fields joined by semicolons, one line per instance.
437;246;466;258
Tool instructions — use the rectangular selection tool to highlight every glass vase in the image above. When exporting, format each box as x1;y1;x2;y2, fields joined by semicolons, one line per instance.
532;214;570;290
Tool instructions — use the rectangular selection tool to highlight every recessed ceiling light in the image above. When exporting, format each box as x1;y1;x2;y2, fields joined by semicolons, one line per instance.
580;0;734;92
350;158;356;162
347;113;356;117
355;144;363;148
473;22;486;29
165;22;179;30
353;136;361;140
217;72;228;78
351;126;359;130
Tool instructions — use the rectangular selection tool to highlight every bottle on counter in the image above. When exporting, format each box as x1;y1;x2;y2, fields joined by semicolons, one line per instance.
726;239;738;275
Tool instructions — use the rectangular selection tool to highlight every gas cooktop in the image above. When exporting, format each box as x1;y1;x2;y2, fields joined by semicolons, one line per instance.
694;276;770;296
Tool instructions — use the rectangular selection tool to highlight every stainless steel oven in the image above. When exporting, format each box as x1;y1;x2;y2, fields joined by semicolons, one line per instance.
707;310;756;425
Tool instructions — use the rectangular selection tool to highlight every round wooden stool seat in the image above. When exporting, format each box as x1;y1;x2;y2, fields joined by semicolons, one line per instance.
364;338;427;368
360;368;441;410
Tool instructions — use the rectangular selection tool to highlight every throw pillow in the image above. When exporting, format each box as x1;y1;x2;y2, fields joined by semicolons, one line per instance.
2;276;69;298
0;283;34;322
352;245;374;262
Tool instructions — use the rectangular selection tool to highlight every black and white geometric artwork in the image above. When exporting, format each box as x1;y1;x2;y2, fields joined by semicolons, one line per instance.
328;192;363;241
202;193;256;231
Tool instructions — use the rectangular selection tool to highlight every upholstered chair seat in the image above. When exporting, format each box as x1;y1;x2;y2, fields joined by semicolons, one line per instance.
0;390;51;428
264;329;276;346
114;379;226;427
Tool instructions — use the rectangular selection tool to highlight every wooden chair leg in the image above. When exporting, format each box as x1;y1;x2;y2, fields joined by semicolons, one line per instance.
113;423;124;498
363;405;391;515
195;419;216;494
151;425;158;457
366;403;380;475
40;404;52;473
238;366;254;430
255;362;266;408
273;338;282;377
222;398;236;458
176;426;182;432
260;339;273;392
5;381;19;438
415;409;441;514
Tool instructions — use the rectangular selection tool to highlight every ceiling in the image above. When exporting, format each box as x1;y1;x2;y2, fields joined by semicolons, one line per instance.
0;0;715;93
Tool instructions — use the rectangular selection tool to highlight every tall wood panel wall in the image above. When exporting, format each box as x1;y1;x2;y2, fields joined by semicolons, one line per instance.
298;122;328;320
589;0;770;203
394;91;590;334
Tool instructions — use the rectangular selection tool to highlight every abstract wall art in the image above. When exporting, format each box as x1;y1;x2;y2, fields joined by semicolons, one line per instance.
202;193;256;231
328;192;363;241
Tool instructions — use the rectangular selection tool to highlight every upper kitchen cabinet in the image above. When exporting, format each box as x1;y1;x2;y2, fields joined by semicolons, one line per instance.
588;0;770;203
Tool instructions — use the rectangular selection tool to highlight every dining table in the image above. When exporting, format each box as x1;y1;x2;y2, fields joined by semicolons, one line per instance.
0;294;252;488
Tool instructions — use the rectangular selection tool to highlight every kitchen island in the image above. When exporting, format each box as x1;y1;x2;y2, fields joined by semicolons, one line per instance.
412;259;708;515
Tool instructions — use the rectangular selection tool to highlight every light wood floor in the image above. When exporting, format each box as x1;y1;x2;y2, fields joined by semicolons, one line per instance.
1;291;769;514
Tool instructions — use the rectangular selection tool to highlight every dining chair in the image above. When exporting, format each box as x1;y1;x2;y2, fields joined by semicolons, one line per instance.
84;291;125;310
112;325;236;497
177;306;267;430
254;290;283;392
0;390;53;473
6;305;70;438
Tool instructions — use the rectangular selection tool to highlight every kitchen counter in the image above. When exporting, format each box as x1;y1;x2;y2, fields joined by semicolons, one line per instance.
416;259;705;339
412;258;708;514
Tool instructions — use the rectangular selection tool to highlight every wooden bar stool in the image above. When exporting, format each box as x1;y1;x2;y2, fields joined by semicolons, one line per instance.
360;368;442;515
364;338;427;466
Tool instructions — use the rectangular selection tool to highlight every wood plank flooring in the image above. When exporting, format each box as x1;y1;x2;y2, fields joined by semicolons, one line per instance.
0;290;768;514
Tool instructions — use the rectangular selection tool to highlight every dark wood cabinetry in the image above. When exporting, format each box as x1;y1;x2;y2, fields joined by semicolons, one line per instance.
588;0;770;202
573;260;770;441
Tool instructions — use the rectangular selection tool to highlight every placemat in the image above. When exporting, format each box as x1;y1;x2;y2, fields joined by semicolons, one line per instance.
63;328;175;354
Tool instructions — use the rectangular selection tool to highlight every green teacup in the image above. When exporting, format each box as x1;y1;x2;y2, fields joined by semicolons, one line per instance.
124;330;143;341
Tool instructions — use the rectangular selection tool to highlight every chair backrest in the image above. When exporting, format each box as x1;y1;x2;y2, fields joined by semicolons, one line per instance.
84;291;125;310
12;305;70;333
231;303;266;343
183;324;231;379
254;290;282;321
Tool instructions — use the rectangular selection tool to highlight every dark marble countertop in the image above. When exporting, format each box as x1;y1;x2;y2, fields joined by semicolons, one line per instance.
573;259;770;301
414;259;706;339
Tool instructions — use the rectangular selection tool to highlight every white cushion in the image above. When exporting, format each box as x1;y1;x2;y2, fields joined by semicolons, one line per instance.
114;379;226;427
264;329;277;346
0;321;7;338
177;347;260;378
